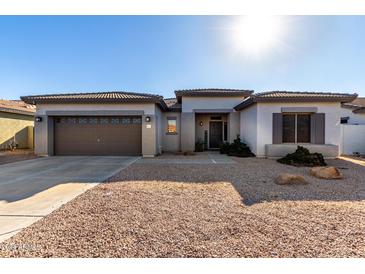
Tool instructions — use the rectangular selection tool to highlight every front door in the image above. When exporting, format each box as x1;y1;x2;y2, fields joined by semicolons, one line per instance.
209;121;223;149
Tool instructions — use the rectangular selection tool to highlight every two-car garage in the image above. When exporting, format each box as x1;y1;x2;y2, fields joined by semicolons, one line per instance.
53;116;142;156
21;91;167;157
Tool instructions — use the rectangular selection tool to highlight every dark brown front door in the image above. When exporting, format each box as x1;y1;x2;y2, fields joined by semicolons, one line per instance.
209;121;223;149
54;116;142;156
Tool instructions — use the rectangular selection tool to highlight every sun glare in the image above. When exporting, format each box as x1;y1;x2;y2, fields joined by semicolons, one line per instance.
231;16;285;56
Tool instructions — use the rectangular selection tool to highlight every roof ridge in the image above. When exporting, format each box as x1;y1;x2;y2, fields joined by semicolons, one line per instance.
22;90;163;99
175;88;253;92
255;90;358;96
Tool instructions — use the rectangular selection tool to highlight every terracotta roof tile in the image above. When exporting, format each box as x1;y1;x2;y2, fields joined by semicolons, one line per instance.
163;98;181;111
234;91;358;111
342;97;365;112
0;99;35;116
21;91;168;110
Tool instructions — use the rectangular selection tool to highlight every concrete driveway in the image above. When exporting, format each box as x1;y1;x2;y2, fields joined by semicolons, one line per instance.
0;156;139;242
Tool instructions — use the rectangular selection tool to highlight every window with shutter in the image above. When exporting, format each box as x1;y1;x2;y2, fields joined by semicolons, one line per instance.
282;113;311;143
282;114;296;143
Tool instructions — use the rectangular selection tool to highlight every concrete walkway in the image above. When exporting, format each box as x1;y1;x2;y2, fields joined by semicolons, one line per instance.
0;156;138;242
137;151;237;164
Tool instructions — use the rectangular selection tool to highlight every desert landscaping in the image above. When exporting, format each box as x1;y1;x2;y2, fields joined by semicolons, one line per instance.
0;154;364;258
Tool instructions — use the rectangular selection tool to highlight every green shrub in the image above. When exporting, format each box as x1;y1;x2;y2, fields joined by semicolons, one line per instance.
277;146;326;167
219;135;255;157
219;142;231;154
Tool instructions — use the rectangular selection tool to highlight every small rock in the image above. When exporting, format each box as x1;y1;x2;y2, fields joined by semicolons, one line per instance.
274;173;309;185
309;166;343;179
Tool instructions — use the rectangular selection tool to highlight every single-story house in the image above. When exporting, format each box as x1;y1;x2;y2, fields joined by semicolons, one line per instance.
21;89;358;158
0;99;35;150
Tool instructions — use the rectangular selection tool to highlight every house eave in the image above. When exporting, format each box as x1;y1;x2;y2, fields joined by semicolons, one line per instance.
235;94;358;111
174;89;254;103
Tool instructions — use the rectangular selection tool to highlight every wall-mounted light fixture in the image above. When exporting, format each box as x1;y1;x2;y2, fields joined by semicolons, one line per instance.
199;121;203;126
35;117;42;122
145;116;151;122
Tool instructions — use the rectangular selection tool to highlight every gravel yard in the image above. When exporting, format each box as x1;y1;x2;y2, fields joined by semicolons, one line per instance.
0;156;364;257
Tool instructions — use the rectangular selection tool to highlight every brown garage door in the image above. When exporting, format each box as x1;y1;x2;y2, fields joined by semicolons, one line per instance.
54;116;142;156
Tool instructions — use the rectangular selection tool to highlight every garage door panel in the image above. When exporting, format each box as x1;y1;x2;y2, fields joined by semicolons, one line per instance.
54;116;142;156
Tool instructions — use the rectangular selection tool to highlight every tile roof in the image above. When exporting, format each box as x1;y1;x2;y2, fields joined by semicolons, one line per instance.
163;98;181;112
21;91;168;110
234;91;358;111
0;99;35;116
342;97;365;113
174;88;253;102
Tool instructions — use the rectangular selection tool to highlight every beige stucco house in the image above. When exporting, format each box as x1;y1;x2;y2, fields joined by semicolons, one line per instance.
21;89;358;158
0;99;35;150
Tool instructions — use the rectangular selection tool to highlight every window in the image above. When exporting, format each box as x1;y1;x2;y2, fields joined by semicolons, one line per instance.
132;117;142;124
167;117;177;133
211;116;222;120
67;118;77;124
78;118;87;124
89;118;98;124
340;117;348;124
297;114;311;142
282;114;311;143
100;118;109;124
121;118;131;124
111;118;120;124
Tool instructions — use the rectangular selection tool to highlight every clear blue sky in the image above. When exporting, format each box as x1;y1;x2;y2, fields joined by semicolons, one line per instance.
0;15;364;100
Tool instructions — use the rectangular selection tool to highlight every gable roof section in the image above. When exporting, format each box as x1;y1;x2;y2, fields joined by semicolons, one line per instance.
175;88;253;103
234;91;358;111
0;99;35;116
21;91;168;111
342;97;365;113
163;98;181;112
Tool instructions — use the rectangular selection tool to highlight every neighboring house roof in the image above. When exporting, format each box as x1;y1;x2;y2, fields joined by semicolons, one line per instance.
342;97;365;113
234;91;358;111
174;88;253;103
0;99;36;116
21;91;168;110
164;98;182;112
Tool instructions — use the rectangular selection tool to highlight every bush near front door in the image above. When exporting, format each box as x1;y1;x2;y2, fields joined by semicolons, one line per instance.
220;135;255;157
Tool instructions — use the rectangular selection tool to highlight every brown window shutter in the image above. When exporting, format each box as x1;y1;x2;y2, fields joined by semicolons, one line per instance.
272;113;283;144
310;113;325;144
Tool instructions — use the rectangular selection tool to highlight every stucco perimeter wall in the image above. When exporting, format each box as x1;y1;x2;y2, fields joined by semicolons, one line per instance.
256;102;342;157
340;107;365;125
161;112;181;152
240;105;258;155
34;103;157;157
0;112;34;150
340;124;365;155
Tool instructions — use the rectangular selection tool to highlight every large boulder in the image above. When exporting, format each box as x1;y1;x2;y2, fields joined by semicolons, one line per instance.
275;173;309;185
310;166;343;179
